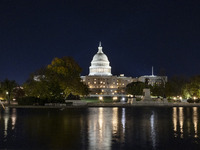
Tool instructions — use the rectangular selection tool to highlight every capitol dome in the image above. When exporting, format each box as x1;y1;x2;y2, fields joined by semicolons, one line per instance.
89;42;112;76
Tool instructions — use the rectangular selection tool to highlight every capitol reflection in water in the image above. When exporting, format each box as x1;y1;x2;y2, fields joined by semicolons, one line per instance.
88;107;125;150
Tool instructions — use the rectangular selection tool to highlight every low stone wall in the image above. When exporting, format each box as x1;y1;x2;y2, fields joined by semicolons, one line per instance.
87;102;200;107
65;100;87;106
45;103;67;106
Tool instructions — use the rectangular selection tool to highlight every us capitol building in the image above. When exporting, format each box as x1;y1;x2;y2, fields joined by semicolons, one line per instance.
81;42;167;97
81;42;134;97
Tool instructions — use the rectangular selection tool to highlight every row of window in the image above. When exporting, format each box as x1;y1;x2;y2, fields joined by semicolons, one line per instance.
88;82;125;86
90;68;111;73
89;85;118;88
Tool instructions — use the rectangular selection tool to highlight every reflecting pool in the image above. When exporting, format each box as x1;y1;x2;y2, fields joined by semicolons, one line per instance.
0;107;200;149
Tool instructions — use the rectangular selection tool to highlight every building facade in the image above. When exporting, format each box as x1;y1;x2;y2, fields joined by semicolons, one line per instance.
138;75;167;86
81;43;133;96
138;67;167;86
81;43;168;97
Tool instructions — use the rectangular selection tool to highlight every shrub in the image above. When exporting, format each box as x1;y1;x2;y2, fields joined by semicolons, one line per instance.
187;98;194;103
17;97;65;105
17;97;40;105
136;97;142;101
66;94;80;100
195;99;200;103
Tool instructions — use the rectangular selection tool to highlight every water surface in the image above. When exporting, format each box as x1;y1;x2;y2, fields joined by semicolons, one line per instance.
0;107;200;149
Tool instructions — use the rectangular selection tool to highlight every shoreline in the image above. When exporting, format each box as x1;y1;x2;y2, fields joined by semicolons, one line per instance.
2;102;200;109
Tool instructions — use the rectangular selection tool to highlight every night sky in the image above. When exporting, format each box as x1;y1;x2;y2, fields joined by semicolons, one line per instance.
1;0;200;84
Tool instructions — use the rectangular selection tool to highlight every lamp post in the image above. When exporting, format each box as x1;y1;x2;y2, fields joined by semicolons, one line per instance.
6;91;10;105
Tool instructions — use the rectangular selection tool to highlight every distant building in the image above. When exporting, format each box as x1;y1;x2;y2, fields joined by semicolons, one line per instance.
81;42;133;96
138;67;167;86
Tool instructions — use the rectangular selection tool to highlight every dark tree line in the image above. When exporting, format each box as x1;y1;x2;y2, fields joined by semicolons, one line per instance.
1;56;89;105
125;75;200;99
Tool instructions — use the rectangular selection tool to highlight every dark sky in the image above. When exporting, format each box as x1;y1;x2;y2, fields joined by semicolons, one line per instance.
1;0;200;84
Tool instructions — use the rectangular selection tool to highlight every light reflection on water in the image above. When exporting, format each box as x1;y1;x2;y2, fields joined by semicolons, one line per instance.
1;108;17;140
179;107;184;138
121;108;125;134
173;107;177;137
0;107;200;149
150;111;156;149
172;107;199;139
11;108;17;130
88;107;113;150
193;107;198;138
112;107;118;135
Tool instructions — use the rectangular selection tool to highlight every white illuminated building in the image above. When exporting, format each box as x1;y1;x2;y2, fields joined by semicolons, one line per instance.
89;42;112;76
81;42;133;96
138;67;167;86
81;43;168;97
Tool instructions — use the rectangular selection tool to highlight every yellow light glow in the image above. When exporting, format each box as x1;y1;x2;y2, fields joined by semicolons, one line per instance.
112;108;118;134
193;96;197;100
99;96;103;100
113;97;118;100
193;107;198;137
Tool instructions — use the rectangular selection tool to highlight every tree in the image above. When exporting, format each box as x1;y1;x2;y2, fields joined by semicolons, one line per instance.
13;87;25;100
182;75;200;98
23;56;89;100
126;82;146;97
165;76;188;97
0;79;18;104
151;83;165;97
47;56;89;97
